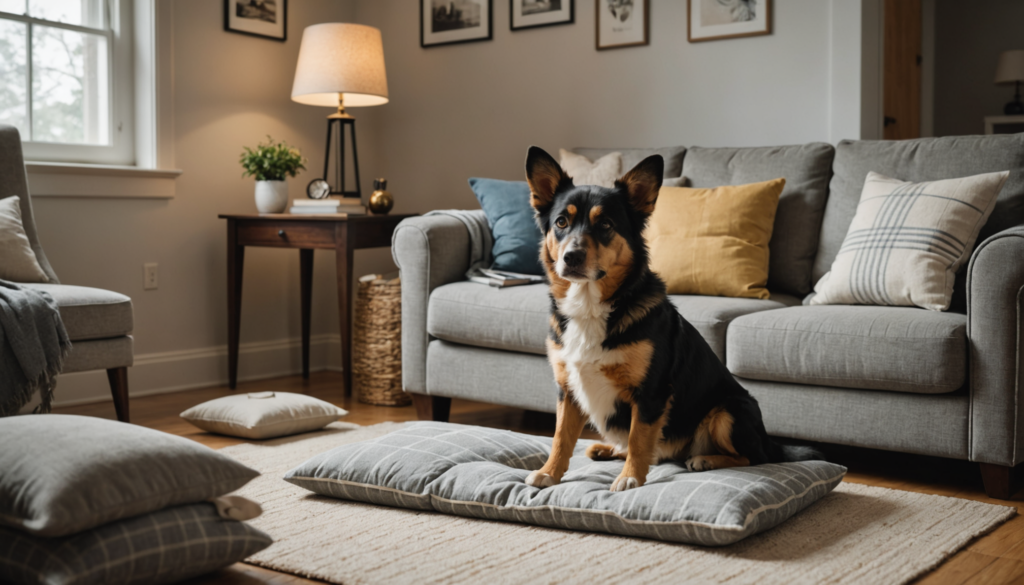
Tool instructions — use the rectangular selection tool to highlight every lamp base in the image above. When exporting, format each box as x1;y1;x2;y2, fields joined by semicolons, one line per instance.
1005;100;1024;115
322;117;361;199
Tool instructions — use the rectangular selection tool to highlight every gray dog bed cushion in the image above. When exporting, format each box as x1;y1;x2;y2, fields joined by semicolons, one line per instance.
284;422;846;546
0;502;272;585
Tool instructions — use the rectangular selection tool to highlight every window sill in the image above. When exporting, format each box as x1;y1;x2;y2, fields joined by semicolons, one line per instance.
25;162;183;199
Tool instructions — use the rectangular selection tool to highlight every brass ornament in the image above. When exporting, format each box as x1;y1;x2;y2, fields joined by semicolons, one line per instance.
368;178;393;215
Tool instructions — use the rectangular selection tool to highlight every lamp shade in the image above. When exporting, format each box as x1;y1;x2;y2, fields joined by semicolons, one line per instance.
995;50;1024;85
291;23;389;107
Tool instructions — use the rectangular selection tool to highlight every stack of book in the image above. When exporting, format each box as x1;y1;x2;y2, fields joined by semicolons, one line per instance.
289;198;366;215
469;268;545;288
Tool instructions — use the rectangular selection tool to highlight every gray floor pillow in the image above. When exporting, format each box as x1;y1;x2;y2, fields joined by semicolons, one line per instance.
0;502;272;585
0;414;259;537
284;422;846;546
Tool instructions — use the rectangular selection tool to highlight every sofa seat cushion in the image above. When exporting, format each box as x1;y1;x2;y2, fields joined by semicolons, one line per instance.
727;306;967;394
428;282;550;355
20;283;133;341
427;281;800;362
668;293;800;361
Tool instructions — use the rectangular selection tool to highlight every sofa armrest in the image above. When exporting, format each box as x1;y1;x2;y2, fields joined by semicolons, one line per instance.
968;226;1024;466
392;215;473;393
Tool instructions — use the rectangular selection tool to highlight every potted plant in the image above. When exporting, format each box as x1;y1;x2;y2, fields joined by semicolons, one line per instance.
239;136;307;213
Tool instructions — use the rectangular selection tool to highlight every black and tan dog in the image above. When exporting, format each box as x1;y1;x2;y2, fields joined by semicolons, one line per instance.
523;146;821;492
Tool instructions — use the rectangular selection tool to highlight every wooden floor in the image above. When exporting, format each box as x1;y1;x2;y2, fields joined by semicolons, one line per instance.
56;372;1024;585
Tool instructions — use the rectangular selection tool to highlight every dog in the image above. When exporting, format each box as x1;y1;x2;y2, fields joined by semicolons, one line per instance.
522;146;822;492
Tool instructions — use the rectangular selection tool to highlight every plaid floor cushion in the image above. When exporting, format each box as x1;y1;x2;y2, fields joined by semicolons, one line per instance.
0;503;271;585
284;422;846;546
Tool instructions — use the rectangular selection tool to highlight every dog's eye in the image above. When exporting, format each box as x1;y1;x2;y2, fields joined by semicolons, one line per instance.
555;216;568;229
599;219;613;230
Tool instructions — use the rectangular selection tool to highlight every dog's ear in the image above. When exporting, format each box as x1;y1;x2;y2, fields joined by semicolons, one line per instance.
616;155;664;216
525;146;570;213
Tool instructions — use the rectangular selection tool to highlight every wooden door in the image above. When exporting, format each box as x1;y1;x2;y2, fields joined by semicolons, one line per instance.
883;0;922;140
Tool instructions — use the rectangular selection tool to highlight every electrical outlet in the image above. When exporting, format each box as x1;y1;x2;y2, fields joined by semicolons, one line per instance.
143;263;158;290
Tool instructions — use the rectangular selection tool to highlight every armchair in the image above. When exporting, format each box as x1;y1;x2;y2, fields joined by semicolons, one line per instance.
0;125;133;421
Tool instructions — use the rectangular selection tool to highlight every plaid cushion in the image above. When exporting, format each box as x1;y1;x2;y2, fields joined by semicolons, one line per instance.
0;503;271;585
811;170;1009;311
284;422;846;546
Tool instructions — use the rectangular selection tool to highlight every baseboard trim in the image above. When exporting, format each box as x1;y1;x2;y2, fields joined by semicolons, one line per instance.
52;334;344;407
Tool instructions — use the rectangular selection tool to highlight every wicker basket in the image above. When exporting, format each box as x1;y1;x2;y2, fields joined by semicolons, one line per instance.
352;274;408;406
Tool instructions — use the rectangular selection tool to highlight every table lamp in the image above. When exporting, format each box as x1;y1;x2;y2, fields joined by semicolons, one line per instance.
995;50;1024;115
292;23;389;199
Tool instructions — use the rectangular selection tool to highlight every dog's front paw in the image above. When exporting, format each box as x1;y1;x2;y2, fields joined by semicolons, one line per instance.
526;470;558;488
685;456;712;471
610;474;642;492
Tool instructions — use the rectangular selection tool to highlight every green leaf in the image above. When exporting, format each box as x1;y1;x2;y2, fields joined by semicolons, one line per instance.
238;136;308;182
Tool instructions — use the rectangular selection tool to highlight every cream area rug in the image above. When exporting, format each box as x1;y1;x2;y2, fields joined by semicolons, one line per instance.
220;422;1015;585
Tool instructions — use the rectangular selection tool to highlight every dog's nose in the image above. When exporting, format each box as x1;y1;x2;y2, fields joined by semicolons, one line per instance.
563;249;586;268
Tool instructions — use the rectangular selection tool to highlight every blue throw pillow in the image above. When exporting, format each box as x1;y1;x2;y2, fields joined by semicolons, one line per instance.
469;178;544;275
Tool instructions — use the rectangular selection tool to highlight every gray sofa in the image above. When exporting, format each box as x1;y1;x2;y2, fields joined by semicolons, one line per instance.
392;134;1024;499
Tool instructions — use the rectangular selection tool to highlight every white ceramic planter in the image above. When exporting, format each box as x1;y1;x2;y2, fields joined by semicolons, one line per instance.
254;180;289;213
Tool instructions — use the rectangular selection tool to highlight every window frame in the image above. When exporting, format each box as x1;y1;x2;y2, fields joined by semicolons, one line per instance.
0;0;135;165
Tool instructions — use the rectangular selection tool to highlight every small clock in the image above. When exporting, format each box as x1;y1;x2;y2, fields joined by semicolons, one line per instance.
306;178;331;200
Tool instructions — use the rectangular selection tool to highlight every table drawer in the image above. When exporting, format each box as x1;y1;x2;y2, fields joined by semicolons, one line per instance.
236;221;336;248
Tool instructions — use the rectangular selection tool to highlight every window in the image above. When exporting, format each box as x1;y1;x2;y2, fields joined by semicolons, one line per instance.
0;0;134;165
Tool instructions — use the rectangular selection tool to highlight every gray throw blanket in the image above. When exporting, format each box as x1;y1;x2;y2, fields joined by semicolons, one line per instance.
0;280;71;416
424;209;494;280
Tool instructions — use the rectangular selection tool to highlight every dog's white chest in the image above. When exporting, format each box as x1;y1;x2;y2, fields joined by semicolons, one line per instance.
556;283;626;444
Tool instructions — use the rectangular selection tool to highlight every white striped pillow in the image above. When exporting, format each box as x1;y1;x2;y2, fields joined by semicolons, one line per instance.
811;170;1009;311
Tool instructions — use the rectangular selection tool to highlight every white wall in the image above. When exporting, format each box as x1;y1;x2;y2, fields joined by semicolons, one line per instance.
353;0;856;214
38;0;404;405
38;0;880;406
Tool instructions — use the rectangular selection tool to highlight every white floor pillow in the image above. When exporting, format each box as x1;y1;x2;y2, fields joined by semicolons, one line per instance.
181;391;347;439
811;170;1009;311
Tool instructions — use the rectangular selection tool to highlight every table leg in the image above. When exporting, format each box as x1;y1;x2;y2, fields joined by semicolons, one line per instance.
335;223;354;396
300;249;314;379
227;220;245;390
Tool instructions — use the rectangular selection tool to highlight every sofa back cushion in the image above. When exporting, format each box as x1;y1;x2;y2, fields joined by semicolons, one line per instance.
682;143;835;296
814;134;1024;299
572;146;686;179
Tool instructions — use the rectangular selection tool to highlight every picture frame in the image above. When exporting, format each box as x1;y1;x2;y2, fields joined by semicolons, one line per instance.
224;0;287;42
421;0;493;48
596;0;648;51
687;0;771;43
511;0;574;31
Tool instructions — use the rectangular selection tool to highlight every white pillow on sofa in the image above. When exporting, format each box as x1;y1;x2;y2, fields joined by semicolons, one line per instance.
181;391;347;439
811;170;1009;311
559;149;621;187
0;195;49;282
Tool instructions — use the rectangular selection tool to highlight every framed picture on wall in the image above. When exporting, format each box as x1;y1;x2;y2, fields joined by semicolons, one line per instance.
511;1;574;31
224;0;287;41
687;0;771;43
596;0;648;50
421;0;493;48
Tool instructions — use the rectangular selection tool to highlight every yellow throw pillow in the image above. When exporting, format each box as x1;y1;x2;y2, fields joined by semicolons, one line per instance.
646;179;785;299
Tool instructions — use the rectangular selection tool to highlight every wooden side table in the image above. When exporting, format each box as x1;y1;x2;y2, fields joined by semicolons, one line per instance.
219;213;415;395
